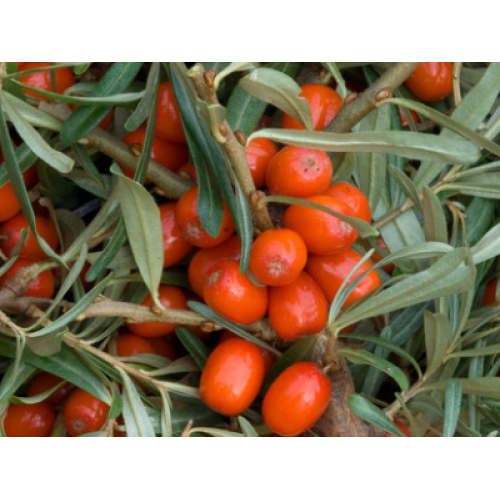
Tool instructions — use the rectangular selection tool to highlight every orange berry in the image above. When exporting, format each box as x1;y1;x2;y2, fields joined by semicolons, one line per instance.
63;389;110;437
27;373;73;407
4;402;56;437
405;62;453;102
246;138;277;188
0;182;21;223
368;236;395;274
484;277;498;306
399;107;420;127
116;333;155;357
385;420;411;437
147;336;178;360
153;82;186;143
18;62;75;101
324;182;371;223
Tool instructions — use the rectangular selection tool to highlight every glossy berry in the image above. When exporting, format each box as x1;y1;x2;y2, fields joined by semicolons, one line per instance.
0;257;55;299
27;373;73;407
282;84;342;131
0;150;38;191
116;333;155;357
153;82;186;143
200;338;265;416
484;277;498;306
325;182;371;223
18;62;75;101
405;62;453;102
175;187;236;248
63;389;110;437
283;195;357;255
147;336;178;360
119;126;187;180
3;402;56;437
399;107;420;127
204;260;268;324
385;420;411;437
266;146;333;198
249;228;307;287
268;271;328;342
306;248;381;307
246;138;277;188
0;213;59;259
127;285;188;338
0;182;21;223
262;362;331;437
158;202;194;268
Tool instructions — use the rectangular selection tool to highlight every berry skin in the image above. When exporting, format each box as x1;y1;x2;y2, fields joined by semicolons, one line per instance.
405;62;453;102
116;333;155;357
262;362;331;437
324;182;371;223
249;228;307;287
246;138;277;188
18;62;75;101
188;235;241;297
127;285;188;338
3;402;56;437
63;389;110;437
0;182;21;223
0;257;55;300
268;271;328;342
283;195;357;255
266;146;333;198
399;107;420;127
175;187;236;248
119;126;188;180
306;248;381;307
282;84;342;131
204;260;268;324
484;277;498;306
0;213;59;259
27;373;73;407
147;336;178;360
385;420;411;437
158;202;194;268
200;338;265;416
153;82;186;144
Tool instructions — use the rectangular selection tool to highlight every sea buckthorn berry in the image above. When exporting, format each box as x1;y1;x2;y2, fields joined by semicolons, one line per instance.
268;271;328;342
385;420;411;437
0;213;59;259
27;373;73;407
368;236;395;274
399;107;420;127
175;187;236;248
158;202;194;268
3;402;56;437
18;62;75;101
405;62;453;102
204;260;268;324
282;84;342;131
153;82;187;144
262;362;331;437
63;389;110;437
116;333;155;357
127;285;188;338
283;195;357;255
0;257;55;300
22;165;39;190
0;182;21;222
176;162;198;183
484;277;498;306
306;248;381;307
147;336;178;360
246;138;277;188
200;338;265;416
188;235;241;297
324;182;371;223
69;98;113;130
266;146;333;198
249;228;307;287
119;126;188;181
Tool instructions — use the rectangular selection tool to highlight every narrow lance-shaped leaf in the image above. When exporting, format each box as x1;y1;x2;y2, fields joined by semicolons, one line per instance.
424;311;451;374
175;327;211;370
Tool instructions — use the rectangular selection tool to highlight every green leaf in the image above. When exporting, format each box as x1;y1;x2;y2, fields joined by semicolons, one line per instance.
0;363;36;404
471;222;500;264
213;62;257;90
237;415;259;437
450;343;500;358
0;141;38;188
386;164;423;211
235;183;253;274
465;198;494;246
240;68;313;130
425;377;500;400
424;311;451;373
322;63;347;99
443;379;462;437
175;327;211;370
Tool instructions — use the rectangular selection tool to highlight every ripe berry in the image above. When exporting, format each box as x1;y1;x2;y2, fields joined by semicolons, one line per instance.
153;82;186;143
0;213;59;259
246;138;277;188
249;228;307;287
306;248;381;307
27;373;73;407
405;62;453;102
283;195;357;255
158;202;194;268
0;182;21;223
175;187;236;248
188;235;241;297
63;388;110;437
484;277;498;306
324;182;371;223
262;362;331;436
204;260;268;324
385;420;411;437
282;84;342;131
3;402;56;437
268;271;328;342
116;333;155;357
127;285;188;338
147;336;178;360
266;146;333;198
18;62;75;100
399;107;420;127
119;126;187;181
200;338;265;416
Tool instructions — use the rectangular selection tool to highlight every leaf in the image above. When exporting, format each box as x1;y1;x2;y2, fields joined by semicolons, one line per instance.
425;377;500;400
0;363;36;404
322;63;347;99
471;222;500;264
175;327;211;370
443;379;462;437
235;183;253;274
60;62;143;145
0;141;38;188
424;311;451;373
240;68;313;130
386;164;423;210
465;198;495;246
449;343;500;358
249;128;480;165
349;394;406;437
237;415;259;437
213;62;257;90
340;348;409;392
